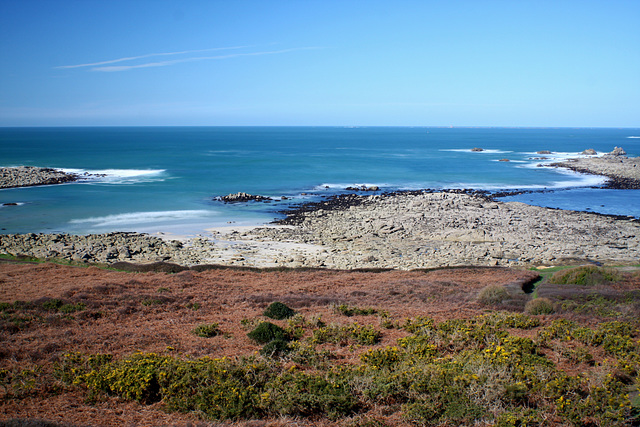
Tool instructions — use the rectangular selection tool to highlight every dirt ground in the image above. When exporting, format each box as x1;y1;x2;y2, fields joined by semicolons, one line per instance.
0;261;637;426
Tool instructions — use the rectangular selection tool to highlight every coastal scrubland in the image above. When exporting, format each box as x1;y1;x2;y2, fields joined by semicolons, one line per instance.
1;260;639;426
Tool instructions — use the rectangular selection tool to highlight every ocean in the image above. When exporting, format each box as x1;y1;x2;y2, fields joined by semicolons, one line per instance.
1;127;639;237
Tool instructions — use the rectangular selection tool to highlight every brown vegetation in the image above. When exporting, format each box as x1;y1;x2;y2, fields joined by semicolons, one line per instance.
1;261;638;426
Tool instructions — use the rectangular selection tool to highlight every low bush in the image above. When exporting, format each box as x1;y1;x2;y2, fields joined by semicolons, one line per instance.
247;322;289;344
549;265;622;286
192;323;221;338
311;323;381;346
259;338;291;358
477;285;509;305
42;305;640;425
41;298;63;311
264;371;358;420
333;304;377;316
525;298;554;315
263;302;295;320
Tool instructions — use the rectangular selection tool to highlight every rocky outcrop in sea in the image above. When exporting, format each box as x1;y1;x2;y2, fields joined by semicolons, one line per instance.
551;147;640;189
0;166;78;189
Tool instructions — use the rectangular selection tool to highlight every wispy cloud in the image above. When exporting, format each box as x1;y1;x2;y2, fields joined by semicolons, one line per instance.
57;46;321;72
55;46;251;69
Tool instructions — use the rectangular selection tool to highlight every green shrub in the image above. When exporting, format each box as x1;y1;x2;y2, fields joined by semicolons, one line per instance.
185;302;200;310
192;323;221;338
525;298;554;315
263;302;295;320
549;265;622;286
141;298;163;306
59;302;86;314
311;323;381;345
287;341;333;368
333;304;377;316
260;339;291;358
264;371;357;419
41;298;63;311
495;408;545;426
247;322;289;344
360;346;403;368
403;389;487;425
477;285;509;305
83;352;170;403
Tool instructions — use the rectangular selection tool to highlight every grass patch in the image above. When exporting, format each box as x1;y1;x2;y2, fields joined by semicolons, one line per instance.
549;265;622;286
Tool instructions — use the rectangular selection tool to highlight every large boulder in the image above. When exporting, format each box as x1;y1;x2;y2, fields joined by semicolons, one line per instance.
581;148;597;155
607;147;627;157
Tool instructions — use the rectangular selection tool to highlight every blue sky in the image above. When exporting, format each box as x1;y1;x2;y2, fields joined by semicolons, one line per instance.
1;0;639;127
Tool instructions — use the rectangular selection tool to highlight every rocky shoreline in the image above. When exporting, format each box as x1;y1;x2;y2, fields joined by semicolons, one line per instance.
1;190;638;269
1;154;639;270
550;148;640;189
0;166;79;189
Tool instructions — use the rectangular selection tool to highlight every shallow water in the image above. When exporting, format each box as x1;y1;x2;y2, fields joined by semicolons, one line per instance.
1;127;638;235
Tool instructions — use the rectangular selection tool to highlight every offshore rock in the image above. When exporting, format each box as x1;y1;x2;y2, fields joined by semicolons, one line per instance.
0;166;78;189
345;185;380;192
607;146;627;157
216;192;271;203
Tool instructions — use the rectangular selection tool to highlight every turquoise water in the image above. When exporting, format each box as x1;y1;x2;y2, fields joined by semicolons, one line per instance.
1;127;639;236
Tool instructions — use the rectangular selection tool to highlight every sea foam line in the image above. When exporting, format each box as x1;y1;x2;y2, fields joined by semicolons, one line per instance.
70;210;214;227
62;168;167;184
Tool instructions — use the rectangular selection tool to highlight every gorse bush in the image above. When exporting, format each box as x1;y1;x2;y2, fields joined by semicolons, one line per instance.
191;323;221;338
333;304;378;316
311;323;381;345
55;310;640;426
259;338;291;358
263;302;295;320
59;352;356;420
265;370;357;420
247;322;289;344
549;265;622;286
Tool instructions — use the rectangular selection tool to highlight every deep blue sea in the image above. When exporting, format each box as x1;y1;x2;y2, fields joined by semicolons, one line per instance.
1;127;639;236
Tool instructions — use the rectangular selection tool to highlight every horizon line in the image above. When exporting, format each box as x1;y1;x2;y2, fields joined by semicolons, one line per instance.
1;125;639;129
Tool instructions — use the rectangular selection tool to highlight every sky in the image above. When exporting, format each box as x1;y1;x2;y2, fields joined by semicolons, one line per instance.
1;0;639;127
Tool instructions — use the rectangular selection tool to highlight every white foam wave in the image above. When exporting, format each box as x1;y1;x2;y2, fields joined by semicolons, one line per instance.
70;210;214;227
62;168;166;184
440;149;513;154
627;136;640;139
453;171;607;191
